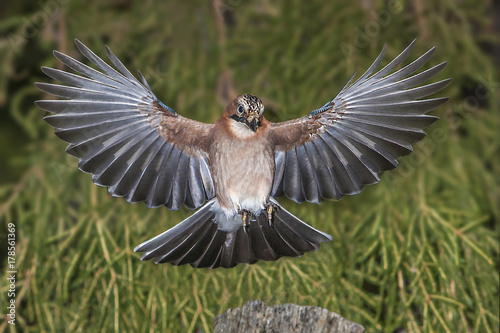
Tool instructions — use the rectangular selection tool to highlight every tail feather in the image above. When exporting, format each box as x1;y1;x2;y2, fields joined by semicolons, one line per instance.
156;214;216;264
135;200;216;261
247;219;279;261
271;198;332;245
272;214;320;253
232;228;257;265
134;198;332;268
173;223;219;266
194;231;226;268
259;220;301;258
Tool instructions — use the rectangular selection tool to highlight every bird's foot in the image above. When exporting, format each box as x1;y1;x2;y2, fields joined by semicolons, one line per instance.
238;209;255;233
264;202;278;228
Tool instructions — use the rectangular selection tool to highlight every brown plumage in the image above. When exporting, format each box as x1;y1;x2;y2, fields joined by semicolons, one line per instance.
35;39;450;268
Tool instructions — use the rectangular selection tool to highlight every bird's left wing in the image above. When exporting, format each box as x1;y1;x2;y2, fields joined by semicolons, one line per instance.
35;39;215;210
270;40;451;204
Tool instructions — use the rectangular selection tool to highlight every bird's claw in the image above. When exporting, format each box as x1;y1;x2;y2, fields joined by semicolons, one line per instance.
239;209;252;233
239;204;277;231
265;202;278;228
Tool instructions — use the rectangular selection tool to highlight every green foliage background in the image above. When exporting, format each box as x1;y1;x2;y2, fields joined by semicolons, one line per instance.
0;0;498;332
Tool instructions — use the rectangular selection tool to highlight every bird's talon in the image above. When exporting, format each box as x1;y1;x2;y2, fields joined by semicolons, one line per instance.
239;209;252;230
265;203;277;228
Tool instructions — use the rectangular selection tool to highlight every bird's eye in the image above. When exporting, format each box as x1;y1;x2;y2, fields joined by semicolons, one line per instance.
237;105;244;115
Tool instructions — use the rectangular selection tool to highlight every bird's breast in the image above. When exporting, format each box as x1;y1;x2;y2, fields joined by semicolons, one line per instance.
209;134;274;214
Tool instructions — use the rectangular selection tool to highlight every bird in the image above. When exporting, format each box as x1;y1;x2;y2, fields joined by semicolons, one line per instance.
35;39;450;269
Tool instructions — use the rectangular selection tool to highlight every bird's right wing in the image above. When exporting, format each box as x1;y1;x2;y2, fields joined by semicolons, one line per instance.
35;39;215;210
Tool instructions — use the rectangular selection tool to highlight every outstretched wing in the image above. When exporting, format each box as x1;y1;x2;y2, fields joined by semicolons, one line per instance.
270;40;450;204
35;39;215;210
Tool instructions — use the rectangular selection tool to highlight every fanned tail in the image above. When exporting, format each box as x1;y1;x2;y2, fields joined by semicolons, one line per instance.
134;198;332;268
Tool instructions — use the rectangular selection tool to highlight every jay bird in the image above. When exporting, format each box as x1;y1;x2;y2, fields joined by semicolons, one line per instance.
35;39;450;268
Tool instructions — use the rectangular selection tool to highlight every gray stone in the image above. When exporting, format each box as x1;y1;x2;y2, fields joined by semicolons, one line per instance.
214;300;365;333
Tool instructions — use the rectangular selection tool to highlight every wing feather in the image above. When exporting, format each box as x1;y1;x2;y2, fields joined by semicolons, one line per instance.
36;39;214;210
296;145;320;203
283;148;305;203
271;42;449;203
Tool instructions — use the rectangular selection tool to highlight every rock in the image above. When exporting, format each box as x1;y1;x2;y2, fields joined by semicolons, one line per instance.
214;300;365;333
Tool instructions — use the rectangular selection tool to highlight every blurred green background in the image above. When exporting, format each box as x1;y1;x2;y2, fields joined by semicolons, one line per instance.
0;0;499;332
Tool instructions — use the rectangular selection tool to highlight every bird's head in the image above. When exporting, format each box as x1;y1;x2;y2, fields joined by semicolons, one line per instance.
228;94;264;133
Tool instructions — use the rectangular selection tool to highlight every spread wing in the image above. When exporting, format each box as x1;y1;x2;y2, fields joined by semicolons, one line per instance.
270;40;451;204
35;39;215;210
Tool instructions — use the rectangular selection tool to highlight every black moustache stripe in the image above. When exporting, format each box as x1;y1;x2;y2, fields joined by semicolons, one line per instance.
230;114;246;122
230;114;261;129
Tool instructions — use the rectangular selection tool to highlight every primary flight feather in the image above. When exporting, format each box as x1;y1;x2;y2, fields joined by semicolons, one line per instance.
35;39;450;268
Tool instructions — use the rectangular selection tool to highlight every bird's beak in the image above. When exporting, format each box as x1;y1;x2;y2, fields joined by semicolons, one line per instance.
246;113;260;132
248;118;258;132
